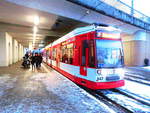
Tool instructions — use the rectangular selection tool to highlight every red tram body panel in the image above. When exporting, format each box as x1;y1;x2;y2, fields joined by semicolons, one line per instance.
42;25;125;90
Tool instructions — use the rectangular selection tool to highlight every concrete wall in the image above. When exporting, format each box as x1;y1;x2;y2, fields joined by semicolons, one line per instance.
122;31;150;66
13;39;19;63
6;33;13;65
18;44;24;61
0;32;24;67
145;33;150;59
0;32;7;66
123;41;146;66
0;32;13;66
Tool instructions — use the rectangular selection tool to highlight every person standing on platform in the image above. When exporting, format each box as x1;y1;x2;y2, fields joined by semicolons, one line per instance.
35;53;39;68
30;53;36;70
38;53;43;67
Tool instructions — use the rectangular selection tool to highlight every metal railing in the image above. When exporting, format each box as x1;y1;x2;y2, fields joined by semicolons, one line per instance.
100;0;150;23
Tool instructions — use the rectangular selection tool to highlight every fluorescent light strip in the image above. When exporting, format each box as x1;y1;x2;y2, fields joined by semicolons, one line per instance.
32;16;40;49
34;16;40;25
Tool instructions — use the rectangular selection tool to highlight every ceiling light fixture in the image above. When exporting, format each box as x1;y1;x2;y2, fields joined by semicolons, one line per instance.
32;15;40;49
34;16;40;25
32;32;36;47
33;26;38;33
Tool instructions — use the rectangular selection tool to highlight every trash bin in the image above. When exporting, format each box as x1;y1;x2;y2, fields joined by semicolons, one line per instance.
144;58;149;66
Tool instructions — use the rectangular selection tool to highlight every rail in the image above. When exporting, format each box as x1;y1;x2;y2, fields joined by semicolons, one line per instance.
100;0;150;23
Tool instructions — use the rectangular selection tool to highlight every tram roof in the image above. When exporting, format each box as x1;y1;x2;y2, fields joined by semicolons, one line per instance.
45;25;120;48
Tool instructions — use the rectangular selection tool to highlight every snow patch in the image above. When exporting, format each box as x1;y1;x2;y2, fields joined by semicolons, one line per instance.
101;90;150;113
120;80;150;101
0;75;17;96
30;71;116;113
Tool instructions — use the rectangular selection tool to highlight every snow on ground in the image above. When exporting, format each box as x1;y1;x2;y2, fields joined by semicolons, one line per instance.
142;66;150;69
0;74;17;97
101;90;150;113
125;73;146;79
118;80;150;101
100;79;150;113
30;71;116;113
0;64;118;113
125;76;150;85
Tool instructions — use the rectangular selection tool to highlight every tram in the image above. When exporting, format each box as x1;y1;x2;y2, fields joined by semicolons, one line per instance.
43;25;125;89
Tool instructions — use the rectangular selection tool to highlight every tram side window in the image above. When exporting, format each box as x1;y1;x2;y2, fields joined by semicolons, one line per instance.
49;49;52;59
62;45;68;63
46;50;49;59
59;47;62;61
89;40;95;67
52;48;56;60
61;43;73;64
67;44;73;64
81;40;88;66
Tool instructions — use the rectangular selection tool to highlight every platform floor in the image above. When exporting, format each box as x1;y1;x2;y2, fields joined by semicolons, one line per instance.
0;62;114;113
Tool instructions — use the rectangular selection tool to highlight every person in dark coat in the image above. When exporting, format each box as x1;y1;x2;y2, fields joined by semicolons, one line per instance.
30;53;36;70
34;53;39;68
38;53;43;67
25;53;29;59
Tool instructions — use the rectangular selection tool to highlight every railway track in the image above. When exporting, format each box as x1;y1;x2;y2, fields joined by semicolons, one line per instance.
98;89;150;113
80;86;150;113
112;88;150;106
125;73;148;80
125;73;150;86
80;86;134;113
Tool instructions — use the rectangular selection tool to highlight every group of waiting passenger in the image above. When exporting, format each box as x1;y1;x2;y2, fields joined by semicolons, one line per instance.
22;53;43;70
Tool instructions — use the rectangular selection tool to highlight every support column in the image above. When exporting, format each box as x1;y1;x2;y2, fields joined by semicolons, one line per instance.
21;45;24;58
131;0;134;16
145;32;150;60
18;44;22;61
0;32;7;66
12;39;19;63
29;42;33;51
122;30;147;66
0;32;13;66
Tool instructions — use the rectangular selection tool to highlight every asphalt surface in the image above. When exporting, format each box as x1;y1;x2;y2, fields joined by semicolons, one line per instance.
0;62;114;113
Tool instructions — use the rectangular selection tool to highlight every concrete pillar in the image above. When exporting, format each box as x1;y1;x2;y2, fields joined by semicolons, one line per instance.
122;35;132;66
21;45;24;58
18;44;22;61
0;32;13;66
0;32;7;66
6;33;13;65
12;39;19;63
145;33;150;59
131;0;134;16
29;42;33;51
19;44;24;60
122;30;147;66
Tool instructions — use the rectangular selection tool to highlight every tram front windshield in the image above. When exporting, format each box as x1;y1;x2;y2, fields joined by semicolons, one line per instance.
96;40;123;68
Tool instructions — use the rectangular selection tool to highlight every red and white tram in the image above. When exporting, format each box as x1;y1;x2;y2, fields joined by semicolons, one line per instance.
43;25;125;90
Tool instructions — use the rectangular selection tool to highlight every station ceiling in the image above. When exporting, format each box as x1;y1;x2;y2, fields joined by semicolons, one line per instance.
0;1;87;48
0;0;145;48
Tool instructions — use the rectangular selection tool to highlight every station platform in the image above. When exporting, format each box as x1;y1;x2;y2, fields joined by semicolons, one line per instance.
125;66;150;80
0;61;114;113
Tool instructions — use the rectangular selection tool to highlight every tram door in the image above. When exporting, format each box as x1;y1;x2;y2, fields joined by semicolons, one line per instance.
56;47;60;68
80;40;88;76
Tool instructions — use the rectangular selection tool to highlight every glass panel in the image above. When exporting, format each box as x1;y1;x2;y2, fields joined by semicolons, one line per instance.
89;40;95;67
61;43;73;64
96;40;123;68
81;40;88;66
